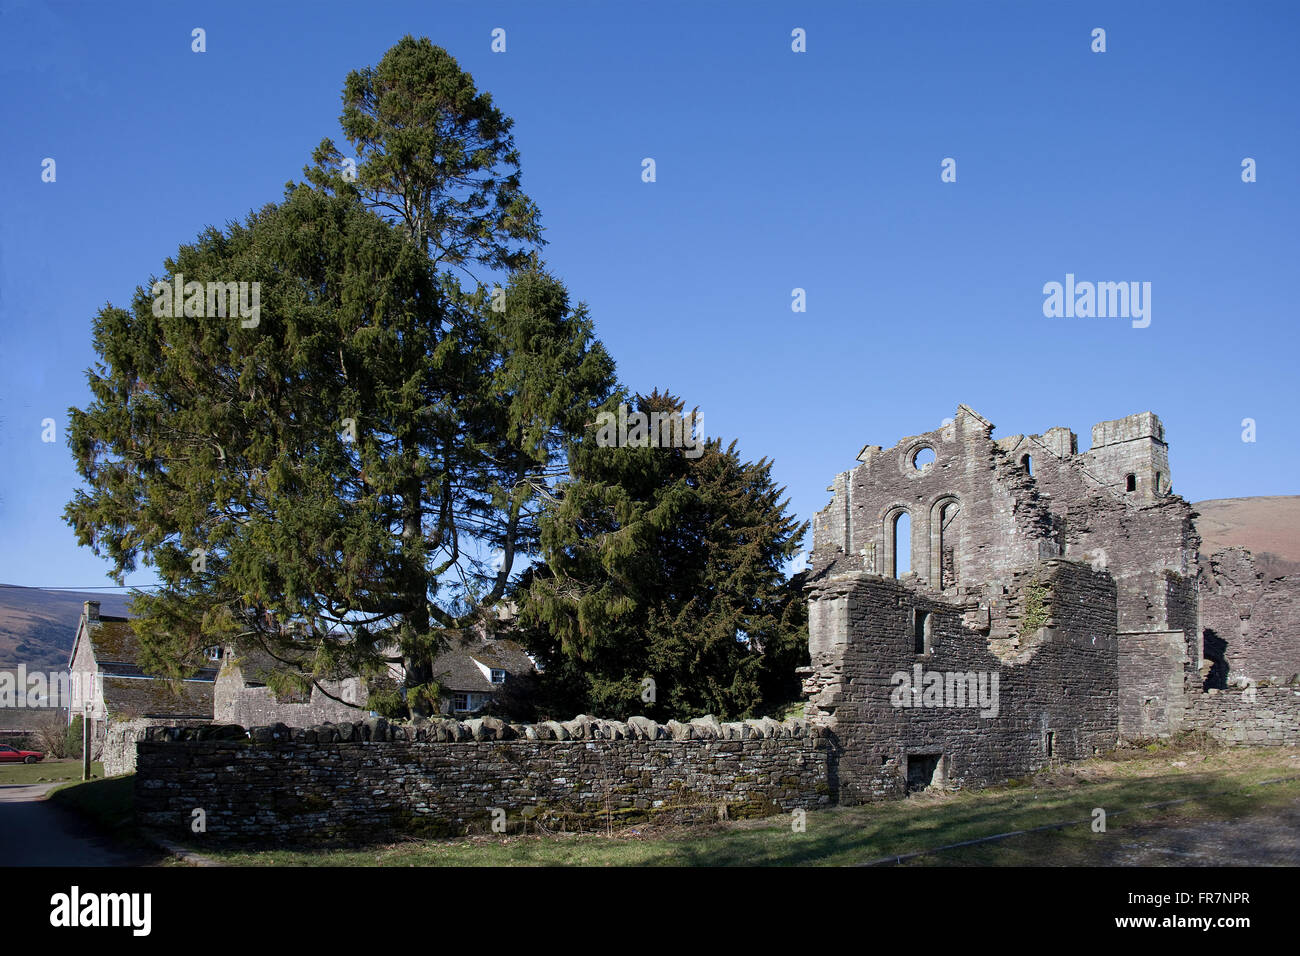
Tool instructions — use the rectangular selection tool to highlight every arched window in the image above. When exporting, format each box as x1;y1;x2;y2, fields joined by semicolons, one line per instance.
892;510;911;577
930;496;961;589
1021;454;1033;475
1154;471;1164;494
1125;473;1136;492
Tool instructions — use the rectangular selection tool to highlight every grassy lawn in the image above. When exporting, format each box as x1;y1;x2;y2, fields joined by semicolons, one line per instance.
193;740;1300;867
0;758;104;786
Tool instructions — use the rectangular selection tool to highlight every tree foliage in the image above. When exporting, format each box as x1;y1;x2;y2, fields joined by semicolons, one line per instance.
65;40;615;716
307;34;542;277
517;390;808;721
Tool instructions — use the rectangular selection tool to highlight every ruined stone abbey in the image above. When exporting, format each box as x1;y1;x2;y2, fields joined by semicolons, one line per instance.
803;404;1300;802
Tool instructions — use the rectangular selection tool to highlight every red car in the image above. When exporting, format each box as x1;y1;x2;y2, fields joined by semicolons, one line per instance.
0;744;44;764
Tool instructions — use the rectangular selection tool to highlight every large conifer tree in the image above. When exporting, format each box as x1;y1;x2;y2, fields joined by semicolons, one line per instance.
64;40;615;717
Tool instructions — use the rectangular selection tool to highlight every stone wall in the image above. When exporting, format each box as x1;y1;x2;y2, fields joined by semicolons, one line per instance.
803;559;1119;803
1183;685;1300;745
103;718;210;777
812;405;1055;590
133;715;833;844
1117;631;1186;739
1199;548;1300;688
213;667;366;727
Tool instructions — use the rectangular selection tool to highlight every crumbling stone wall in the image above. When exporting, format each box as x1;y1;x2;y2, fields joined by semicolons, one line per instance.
811;405;1203;750
803;559;1118;803
812;406;1058;592
134;715;832;844
1199;548;1300;688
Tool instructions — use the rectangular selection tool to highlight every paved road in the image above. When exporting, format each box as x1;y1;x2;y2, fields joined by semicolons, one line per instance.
0;783;160;866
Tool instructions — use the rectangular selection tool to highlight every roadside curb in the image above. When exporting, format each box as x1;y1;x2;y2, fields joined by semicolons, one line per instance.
140;829;221;867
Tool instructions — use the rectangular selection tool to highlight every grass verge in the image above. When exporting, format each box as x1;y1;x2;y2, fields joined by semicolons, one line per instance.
0;759;104;785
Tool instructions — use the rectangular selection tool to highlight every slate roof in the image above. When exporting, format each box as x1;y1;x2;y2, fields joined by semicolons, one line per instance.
431;637;535;694
101;675;215;719
86;617;139;664
83;615;218;680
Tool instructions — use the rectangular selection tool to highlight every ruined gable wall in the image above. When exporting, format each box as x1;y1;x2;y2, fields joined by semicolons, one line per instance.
804;560;1117;804
1199;548;1300;687
812;408;1057;591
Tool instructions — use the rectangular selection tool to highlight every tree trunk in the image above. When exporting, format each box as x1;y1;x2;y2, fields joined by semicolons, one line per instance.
402;472;432;719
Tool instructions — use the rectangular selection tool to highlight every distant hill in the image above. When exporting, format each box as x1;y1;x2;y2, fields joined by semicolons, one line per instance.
1193;496;1300;578
0;587;133;671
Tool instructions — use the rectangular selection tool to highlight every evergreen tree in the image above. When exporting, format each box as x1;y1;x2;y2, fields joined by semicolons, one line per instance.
64;39;615;716
307;34;542;277
518;390;808;720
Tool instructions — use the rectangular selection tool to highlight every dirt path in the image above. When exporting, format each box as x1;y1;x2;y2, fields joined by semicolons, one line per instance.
1107;795;1300;866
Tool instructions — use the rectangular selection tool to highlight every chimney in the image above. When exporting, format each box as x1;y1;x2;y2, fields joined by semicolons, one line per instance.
84;600;100;622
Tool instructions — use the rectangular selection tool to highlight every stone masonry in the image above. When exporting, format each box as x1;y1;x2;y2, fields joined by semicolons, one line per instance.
134;715;832;843
803;559;1118;802
804;404;1298;802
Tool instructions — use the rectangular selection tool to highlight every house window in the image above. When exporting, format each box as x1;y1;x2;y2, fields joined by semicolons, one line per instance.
205;646;222;662
452;693;469;712
490;668;506;684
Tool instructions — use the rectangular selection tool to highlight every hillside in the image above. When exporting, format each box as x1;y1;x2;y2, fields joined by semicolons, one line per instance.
1193;496;1300;577
0;587;133;671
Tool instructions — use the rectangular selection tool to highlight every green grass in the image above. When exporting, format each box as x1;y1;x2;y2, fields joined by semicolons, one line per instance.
194;742;1300;867
0;758;104;786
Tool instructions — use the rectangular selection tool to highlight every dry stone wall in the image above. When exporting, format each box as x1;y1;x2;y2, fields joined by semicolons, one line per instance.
1184;685;1300;745
133;715;833;843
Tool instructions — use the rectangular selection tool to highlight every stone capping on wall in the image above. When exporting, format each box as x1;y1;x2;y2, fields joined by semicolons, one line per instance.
140;713;823;745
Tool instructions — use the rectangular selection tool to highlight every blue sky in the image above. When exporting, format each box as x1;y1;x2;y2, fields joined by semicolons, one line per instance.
1;0;1296;590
